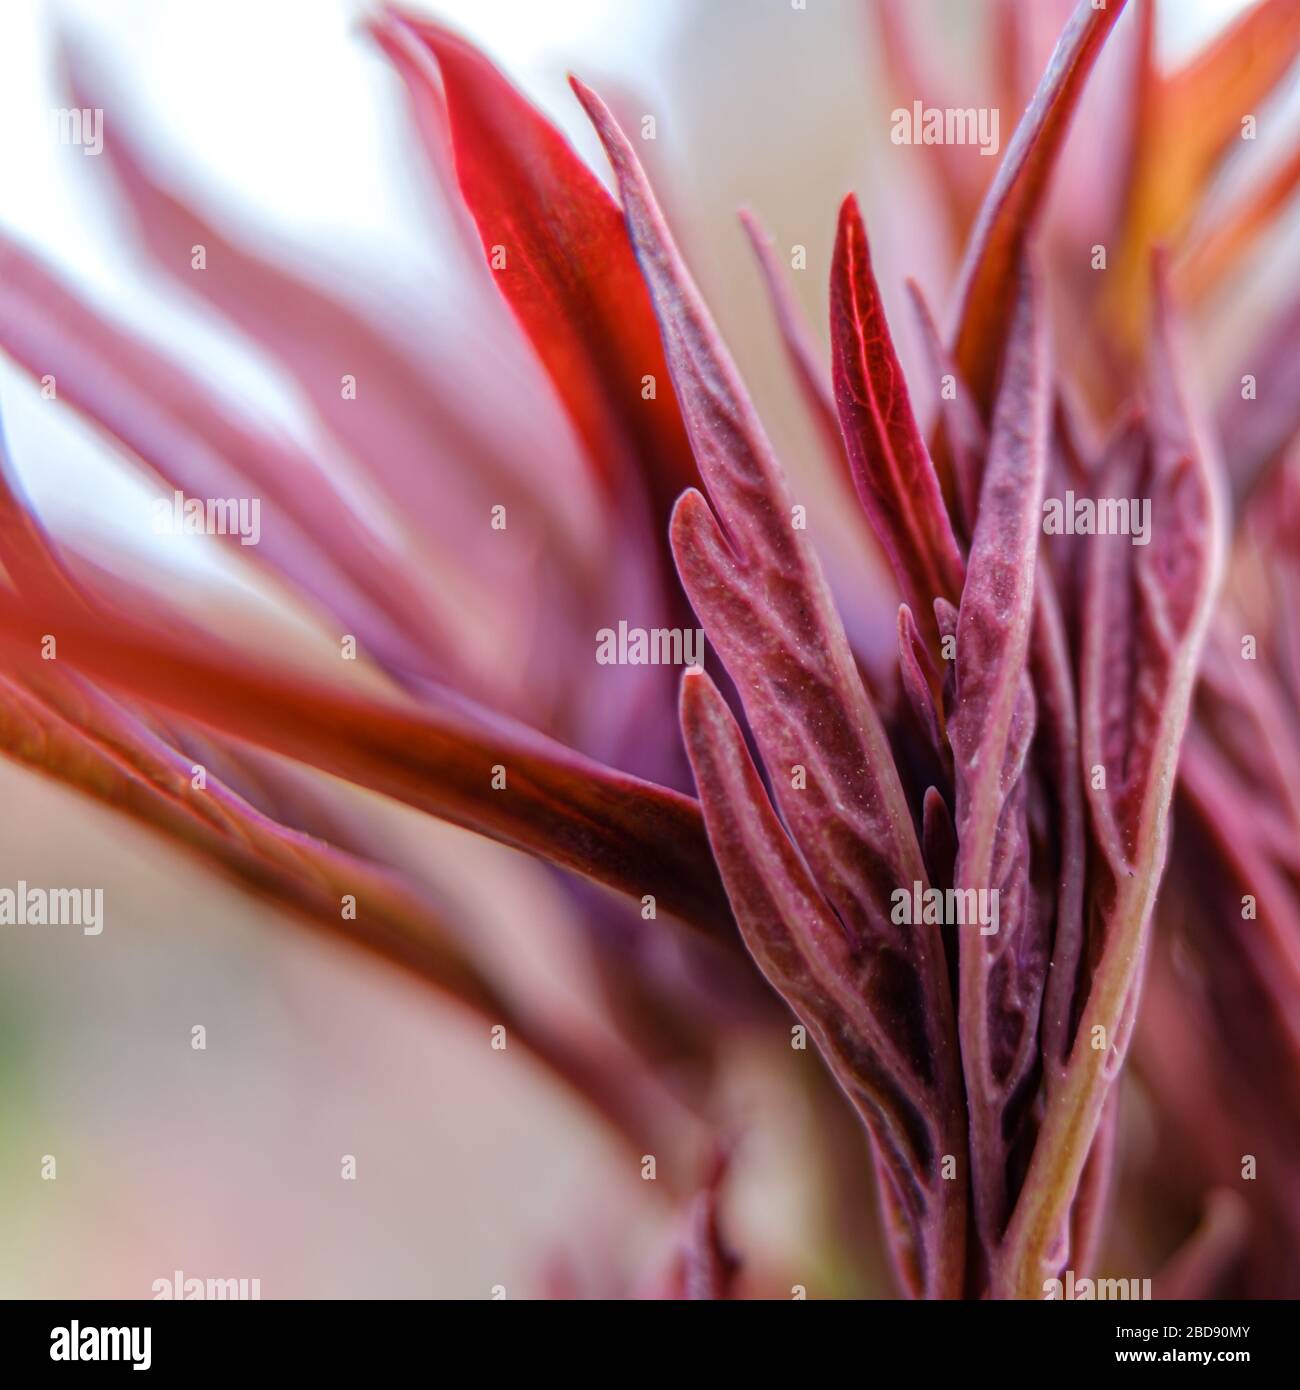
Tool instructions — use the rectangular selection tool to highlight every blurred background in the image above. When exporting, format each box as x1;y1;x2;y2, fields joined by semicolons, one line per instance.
0;0;1293;1297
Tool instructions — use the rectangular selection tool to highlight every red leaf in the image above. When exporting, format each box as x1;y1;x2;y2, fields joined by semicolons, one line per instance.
948;257;1050;1256
379;9;699;523
0;586;732;943
951;0;1127;416
831;196;965;634
950;259;1050;891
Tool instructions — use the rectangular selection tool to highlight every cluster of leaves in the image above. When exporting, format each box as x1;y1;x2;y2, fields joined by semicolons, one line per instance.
0;0;1297;1296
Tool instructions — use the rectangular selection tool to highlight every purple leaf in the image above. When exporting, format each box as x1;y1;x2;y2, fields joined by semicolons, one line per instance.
572;77;967;1296
947;256;1050;1266
1000;261;1225;1297
681;672;963;1298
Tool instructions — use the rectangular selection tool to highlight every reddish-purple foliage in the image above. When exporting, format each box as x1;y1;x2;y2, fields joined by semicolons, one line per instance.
1;0;1297;1298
